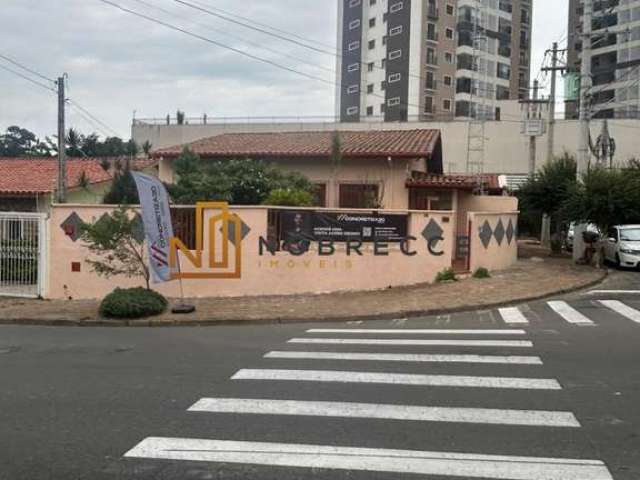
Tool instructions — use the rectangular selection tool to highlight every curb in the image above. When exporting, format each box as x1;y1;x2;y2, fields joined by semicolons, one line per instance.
1;269;609;328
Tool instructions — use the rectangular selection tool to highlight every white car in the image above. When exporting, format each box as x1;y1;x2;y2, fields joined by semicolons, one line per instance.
603;225;640;268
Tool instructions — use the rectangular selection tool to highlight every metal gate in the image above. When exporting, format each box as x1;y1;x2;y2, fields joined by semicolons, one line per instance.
0;212;47;298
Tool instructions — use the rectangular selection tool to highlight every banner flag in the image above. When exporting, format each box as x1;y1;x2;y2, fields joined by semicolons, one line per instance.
131;172;175;283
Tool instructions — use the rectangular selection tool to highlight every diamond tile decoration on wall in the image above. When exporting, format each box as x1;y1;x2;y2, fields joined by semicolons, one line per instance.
132;214;145;243
494;219;506;246
479;220;493;249
422;218;444;247
60;212;83;242
221;219;251;247
506;219;515;245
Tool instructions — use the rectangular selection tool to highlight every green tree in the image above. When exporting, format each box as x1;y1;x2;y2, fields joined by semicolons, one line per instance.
562;163;640;233
263;188;314;207
66;128;85;157
103;159;139;205
0;126;43;156
167;149;315;205
142;140;153;156
517;153;577;244
81;206;150;289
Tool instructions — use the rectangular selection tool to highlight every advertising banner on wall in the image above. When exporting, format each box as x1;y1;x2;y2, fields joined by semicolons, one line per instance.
280;210;408;247
131;172;175;283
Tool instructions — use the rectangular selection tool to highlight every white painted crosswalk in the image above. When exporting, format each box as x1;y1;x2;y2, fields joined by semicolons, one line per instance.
498;307;529;324
188;398;580;427
264;351;544;365
123;322;615;479
599;300;640;323
547;301;595;325
125;437;612;480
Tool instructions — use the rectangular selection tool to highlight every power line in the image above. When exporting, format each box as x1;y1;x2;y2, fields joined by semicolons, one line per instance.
67;99;121;137
130;0;334;74
174;0;337;57
0;62;57;93
0;53;56;84
182;0;339;52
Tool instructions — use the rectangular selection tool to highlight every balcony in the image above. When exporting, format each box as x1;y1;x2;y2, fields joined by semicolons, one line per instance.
425;79;438;90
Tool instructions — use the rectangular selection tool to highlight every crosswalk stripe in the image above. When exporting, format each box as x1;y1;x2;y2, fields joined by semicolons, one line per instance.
125;437;612;479
586;290;640;295
498;307;529;324
599;300;640;323
231;369;562;390
288;338;533;347
306;329;528;335
188;398;580;427
547;301;595;325
265;351;544;365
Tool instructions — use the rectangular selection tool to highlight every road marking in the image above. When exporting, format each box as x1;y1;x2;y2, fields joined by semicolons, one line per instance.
288;338;533;347
586;290;640;295
125;438;612;479
265;351;544;365
306;329;528;335
547;301;595;325
188;398;580;427
599;300;640;323
498;307;529;325
231;369;562;390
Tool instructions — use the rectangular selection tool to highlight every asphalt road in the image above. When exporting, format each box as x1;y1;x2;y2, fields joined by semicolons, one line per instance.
1;270;639;480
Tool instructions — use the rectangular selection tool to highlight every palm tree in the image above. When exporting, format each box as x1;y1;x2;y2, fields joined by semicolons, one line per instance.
66;128;84;157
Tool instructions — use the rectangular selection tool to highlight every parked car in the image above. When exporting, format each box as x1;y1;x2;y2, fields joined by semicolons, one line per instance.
603;225;640;268
564;222;600;252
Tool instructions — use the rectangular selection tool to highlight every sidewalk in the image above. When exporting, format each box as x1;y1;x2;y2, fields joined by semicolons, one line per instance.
0;251;606;327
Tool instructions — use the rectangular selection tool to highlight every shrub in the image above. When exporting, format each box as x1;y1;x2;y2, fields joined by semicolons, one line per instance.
263;188;314;207
435;268;457;283
99;287;168;319
473;267;491;279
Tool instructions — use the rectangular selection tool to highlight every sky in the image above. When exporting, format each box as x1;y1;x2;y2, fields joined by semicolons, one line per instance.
1;0;568;140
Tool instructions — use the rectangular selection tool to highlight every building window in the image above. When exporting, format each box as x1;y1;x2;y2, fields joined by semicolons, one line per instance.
388;97;401;106
367;62;374;72
389;2;403;13
347;84;360;94
349;0;361;7
381;81;386;90
339;184;380;209
380;103;386;113
369;17;376;27
443;99;452;111
389;25;403;36
349;19;361;30
366;106;374;116
446;28;454;39
368;39;376;49
446;4;454;15
367;83;374;93
346;106;359;115
444;52;453;63
444;75;452;86
381;58;386;68
497;62;511;80
382;36;387;46
348;41;360;51
389;49;402;60
370;0;376;4
314;184;327;207
347;63;360;72
424;96;434;114
388;73;401;83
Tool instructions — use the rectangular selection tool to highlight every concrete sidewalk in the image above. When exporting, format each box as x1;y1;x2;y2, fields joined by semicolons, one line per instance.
0;254;606;326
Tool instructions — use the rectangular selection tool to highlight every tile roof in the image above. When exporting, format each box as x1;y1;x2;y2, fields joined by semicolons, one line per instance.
154;129;441;159
406;172;504;192
0;158;113;195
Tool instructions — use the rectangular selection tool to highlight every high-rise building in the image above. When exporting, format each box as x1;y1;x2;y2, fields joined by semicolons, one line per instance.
336;0;533;123
566;0;640;120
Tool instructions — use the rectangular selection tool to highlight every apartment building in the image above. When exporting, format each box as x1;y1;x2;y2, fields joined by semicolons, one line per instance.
567;0;640;119
336;0;532;122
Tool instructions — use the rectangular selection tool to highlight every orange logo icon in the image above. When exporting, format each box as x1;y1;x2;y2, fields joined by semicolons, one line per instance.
169;202;243;279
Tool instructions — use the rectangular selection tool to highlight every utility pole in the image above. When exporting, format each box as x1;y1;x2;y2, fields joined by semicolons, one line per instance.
529;80;540;176
56;76;67;203
578;0;593;179
574;0;593;262
541;42;566;165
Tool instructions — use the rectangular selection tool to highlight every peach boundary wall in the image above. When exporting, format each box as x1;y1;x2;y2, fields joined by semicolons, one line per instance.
46;204;516;300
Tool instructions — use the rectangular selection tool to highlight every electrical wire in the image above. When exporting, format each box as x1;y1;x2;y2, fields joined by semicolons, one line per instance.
0;62;57;93
130;0;335;74
0;53;56;84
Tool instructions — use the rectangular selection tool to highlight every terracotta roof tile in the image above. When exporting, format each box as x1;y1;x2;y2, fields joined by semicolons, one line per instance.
406;172;504;191
0;158;113;195
154;129;441;159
